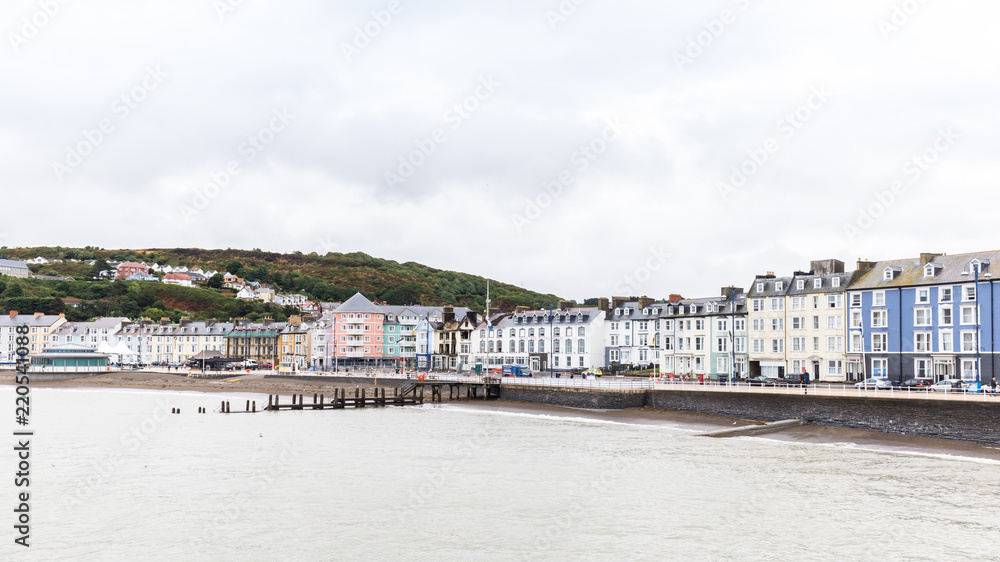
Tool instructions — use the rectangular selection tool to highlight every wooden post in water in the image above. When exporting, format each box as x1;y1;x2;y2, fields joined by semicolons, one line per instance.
246;400;250;412
268;395;273;408
360;387;366;408
225;401;230;413
220;400;224;412
319;394;324;410
252;401;256;412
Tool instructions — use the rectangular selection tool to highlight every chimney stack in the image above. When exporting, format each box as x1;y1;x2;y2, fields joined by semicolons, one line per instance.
597;297;610;312
721;286;742;300
179;316;191;327
159;317;171;326
34;312;43;319
668;294;683;304
638;297;654;310
920;252;944;264
8;311;17;318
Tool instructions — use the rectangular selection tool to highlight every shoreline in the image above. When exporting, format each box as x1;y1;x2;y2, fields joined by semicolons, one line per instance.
5;371;1000;461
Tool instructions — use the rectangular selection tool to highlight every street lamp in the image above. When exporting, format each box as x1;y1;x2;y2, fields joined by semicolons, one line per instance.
961;263;992;383
729;290;736;386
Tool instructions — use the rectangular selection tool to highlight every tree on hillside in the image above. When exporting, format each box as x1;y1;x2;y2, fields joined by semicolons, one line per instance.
90;258;111;279
2;282;24;298
206;273;224;289
225;260;243;275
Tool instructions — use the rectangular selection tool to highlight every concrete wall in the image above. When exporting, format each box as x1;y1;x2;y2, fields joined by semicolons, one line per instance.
499;385;1000;445
500;385;646;410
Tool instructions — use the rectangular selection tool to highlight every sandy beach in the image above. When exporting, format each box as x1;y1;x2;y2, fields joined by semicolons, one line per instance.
5;370;999;462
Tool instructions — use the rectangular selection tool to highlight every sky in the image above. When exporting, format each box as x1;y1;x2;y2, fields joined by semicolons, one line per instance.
2;0;998;302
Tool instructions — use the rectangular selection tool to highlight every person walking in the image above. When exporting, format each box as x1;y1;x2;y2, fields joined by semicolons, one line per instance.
991;376;997;396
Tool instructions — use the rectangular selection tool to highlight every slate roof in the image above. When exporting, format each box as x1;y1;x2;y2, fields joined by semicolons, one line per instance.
333;292;384;314
786;272;853;295
747;276;793;298
0;259;29;270
849;250;1000;290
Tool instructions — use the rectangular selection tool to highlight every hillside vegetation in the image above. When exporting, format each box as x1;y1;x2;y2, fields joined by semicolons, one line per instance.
0;246;564;321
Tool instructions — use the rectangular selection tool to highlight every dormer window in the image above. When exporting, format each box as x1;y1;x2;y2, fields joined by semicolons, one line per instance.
883;267;895;281
832;277;840;288
756;283;764;292
775;282;783;291
813;279;822;289
796;280;804;290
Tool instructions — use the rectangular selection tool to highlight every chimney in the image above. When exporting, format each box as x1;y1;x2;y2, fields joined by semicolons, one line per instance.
289;315;302;326
920;252;944;264
856;259;877;276
638;297;654;309
597;298;610;312
262;315;273;326
34;312;43;319
442;306;455;323
810;259;845;275
159;317;171;325
764;271;776;278
668;294;683;304
59;313;65;318
557;300;573;311
611;296;629;310
721;286;742;300
179;316;191;327
8;311;18;318
205;319;216;327
513;305;528;314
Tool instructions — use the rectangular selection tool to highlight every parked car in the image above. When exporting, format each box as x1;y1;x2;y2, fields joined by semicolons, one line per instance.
855;377;893;390
747;375;777;386
900;378;933;390
777;373;806;385
930;379;964;392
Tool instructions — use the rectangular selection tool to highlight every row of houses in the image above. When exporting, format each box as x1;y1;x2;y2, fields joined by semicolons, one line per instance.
4;249;999;383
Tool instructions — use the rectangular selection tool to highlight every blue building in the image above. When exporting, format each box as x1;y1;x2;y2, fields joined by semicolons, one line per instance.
846;252;996;383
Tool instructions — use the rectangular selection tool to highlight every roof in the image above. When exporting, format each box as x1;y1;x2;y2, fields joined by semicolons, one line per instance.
117;262;147;268
850;250;1000;290
747;276;793;298
333;292;384;314
0;314;65;327
785;272;852;295
0;259;29;270
164;273;191;280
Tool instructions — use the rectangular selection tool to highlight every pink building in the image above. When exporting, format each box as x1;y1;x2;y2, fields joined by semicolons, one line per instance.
116;262;149;279
331;292;386;367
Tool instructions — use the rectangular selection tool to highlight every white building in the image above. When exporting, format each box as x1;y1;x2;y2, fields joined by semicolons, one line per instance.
475;306;607;373
605;298;667;370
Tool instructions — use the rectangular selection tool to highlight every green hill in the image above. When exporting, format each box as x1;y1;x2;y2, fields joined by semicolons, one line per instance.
0;246;564;321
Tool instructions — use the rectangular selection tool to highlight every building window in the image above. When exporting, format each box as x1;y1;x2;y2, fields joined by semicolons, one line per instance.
872;358;888;377
770;298;784;311
940;306;953;326
914;308;932;326
850;310;861;328
797;280;805;290
770;339;784;353
827;360;843;375
914;332;931;352
916;289;929;304
915;359;929;378
756;283;764;292
961;331;977;352
872;310;888;328
874;291;886;307
963;285;976;302
752;299;764;312
826;315;843;330
694;337;704;351
940;287;952;303
872;333;887;352
961;306;976;325
961;359;978;380
752;339;764;353
832;277;840;288
826;336;843;352
827;295;842;308
771;318;783;331
792;337;806;352
791;297;805;310
716;337;727;352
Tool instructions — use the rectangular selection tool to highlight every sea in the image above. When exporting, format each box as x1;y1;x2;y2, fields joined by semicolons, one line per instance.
2;387;999;561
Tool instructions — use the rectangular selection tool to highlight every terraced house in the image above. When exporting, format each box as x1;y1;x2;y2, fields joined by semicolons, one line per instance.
604;298;667;369
746;259;853;382
331;292;386;367
659;288;746;381
847;251;1000;384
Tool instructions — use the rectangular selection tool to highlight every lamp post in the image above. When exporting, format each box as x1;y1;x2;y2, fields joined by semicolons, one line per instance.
729;290;736;386
961;263;991;383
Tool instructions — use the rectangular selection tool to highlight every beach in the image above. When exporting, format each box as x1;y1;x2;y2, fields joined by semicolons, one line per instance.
4;369;999;463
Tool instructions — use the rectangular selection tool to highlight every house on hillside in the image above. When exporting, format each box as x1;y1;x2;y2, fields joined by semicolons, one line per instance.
116;262;149;279
163;273;194;287
0;259;30;278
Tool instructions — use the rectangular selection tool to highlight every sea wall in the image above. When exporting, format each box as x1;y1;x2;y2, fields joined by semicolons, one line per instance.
500;385;647;410
500;386;1000;445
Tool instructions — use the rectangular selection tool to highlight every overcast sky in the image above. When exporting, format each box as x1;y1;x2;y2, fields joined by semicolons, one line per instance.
2;0;998;302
